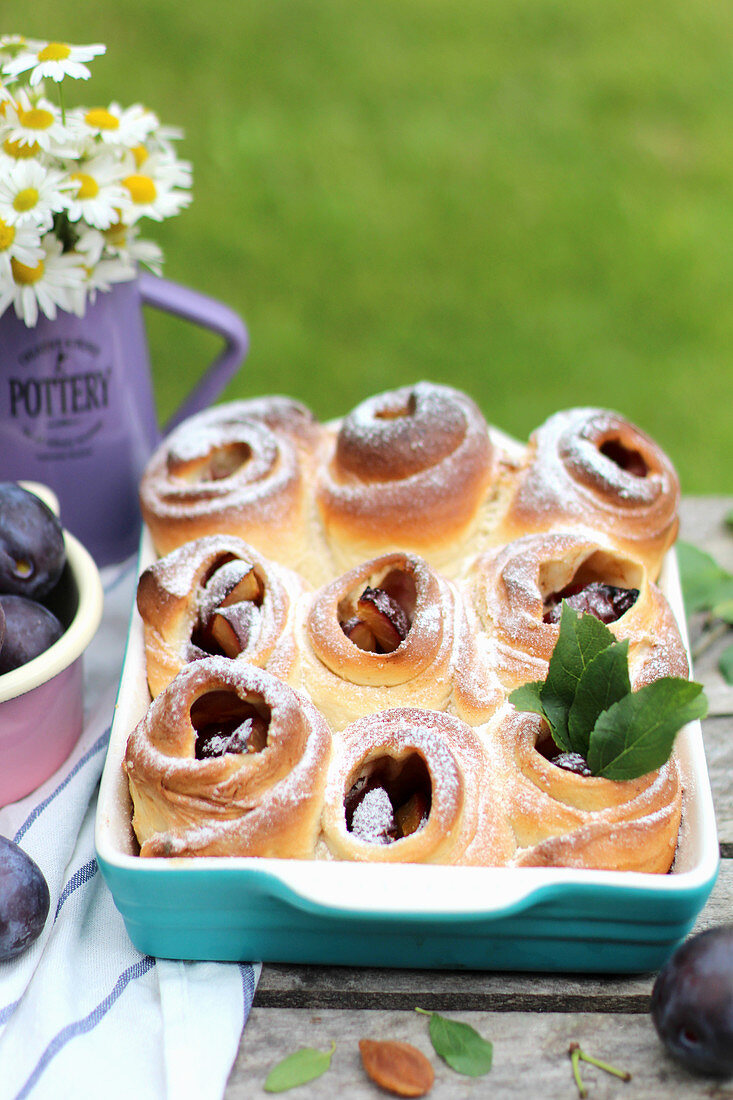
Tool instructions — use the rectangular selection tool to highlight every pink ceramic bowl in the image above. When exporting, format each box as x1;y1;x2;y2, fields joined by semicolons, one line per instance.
0;503;104;806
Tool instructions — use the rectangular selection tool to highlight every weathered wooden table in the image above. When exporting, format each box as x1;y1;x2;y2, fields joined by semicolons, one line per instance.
226;497;733;1099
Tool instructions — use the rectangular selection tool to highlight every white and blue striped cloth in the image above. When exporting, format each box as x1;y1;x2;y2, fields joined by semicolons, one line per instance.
0;562;260;1100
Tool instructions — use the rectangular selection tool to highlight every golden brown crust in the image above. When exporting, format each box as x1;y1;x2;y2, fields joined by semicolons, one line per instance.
139;396;329;577
125;658;331;858
296;551;476;730
494;708;683;873
463;531;688;693
320;707;515;865
315;382;499;576
494;408;680;579
136;535;308;698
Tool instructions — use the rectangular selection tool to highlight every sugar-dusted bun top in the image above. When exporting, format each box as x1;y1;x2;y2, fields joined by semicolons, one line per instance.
496;407;680;578
334;382;488;481
316;382;496;566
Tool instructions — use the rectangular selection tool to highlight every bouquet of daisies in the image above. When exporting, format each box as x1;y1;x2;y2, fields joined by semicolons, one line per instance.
0;35;192;326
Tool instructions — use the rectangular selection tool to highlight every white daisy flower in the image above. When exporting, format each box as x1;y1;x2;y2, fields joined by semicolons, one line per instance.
65;224;135;313
2;40;105;86
103;220;164;276
119;157;192;224
0;158;73;229
64;153;127;229
0;232;86;326
72;101;157;147
1;88;72;153
0;215;43;281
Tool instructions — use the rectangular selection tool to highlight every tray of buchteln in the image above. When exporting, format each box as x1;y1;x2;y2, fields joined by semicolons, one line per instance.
95;383;718;971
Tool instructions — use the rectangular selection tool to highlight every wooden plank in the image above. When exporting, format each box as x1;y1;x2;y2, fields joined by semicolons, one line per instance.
227;1007;732;1099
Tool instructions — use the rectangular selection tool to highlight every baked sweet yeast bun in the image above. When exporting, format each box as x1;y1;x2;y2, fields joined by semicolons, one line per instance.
297;551;474;731
125;658;331;858
139;396;331;582
495;708;683;873
136;534;307;698
463;531;688;694
319;707;515;865
315;382;506;577
493;408;680;579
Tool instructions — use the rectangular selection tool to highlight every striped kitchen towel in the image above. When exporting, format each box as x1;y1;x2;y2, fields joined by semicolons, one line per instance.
0;562;260;1100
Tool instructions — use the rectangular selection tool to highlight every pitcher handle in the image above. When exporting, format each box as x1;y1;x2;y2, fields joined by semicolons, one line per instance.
139;270;249;434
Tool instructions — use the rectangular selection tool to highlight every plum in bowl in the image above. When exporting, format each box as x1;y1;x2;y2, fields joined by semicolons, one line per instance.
0;485;103;805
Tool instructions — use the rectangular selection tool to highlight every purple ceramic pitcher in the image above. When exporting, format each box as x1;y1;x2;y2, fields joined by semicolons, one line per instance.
0;271;248;567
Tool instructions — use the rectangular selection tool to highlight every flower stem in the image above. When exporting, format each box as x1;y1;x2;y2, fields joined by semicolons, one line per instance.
58;80;66;125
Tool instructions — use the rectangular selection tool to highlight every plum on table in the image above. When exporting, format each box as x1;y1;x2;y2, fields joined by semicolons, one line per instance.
651;924;733;1076
0;835;50;961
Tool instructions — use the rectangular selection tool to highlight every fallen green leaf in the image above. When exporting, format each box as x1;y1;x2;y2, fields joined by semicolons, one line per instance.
720;643;733;685
415;1008;493;1077
264;1042;335;1093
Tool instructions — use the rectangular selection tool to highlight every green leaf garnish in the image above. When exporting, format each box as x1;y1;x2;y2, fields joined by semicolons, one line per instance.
568;640;631;756
587;678;708;780
540;603;616;752
510;603;708;781
720;643;733;686
415;1008;493;1077
264;1042;335;1093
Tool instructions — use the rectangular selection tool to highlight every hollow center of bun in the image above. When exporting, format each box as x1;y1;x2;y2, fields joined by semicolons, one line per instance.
339;567;417;653
176;441;253;483
373;391;417;420
534;731;592;777
192;558;264;658
599;437;648;478
190;690;270;759
344;752;432;844
540;550;641;625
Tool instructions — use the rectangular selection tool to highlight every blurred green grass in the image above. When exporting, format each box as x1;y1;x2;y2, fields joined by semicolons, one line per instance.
5;0;733;490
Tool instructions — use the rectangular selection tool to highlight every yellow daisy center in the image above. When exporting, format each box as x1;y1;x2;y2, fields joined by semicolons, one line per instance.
18;108;55;132
123;174;156;204
3;138;40;159
104;221;127;247
71;172;99;200
131;144;148;168
0;218;15;251
85;107;119;131
37;43;72;62
11;257;44;285
13;188;39;213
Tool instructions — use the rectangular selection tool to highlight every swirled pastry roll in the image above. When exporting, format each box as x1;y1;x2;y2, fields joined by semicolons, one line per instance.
463;531;688;693
136;535;307;698
494;408;680;579
319;708;515;865
139;396;332;581
296;551;474;731
496;708;683;872
125;658;332;858
315;382;505;576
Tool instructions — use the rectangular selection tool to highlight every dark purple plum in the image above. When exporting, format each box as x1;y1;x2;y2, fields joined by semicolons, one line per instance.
0;595;64;674
0;483;65;600
651;924;733;1076
0;835;50;960
0;600;4;656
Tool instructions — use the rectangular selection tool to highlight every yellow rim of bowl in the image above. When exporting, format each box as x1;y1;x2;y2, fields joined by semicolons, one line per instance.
0;530;104;704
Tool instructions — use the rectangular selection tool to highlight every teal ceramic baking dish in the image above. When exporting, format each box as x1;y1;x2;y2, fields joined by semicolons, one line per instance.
95;543;719;972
